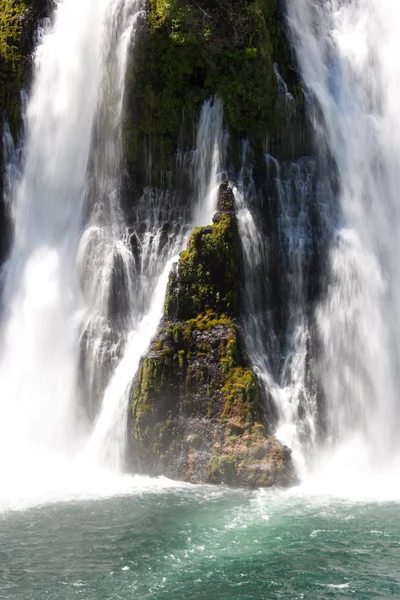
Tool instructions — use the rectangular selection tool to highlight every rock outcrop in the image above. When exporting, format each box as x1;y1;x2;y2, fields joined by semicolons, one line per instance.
129;182;298;487
124;0;307;188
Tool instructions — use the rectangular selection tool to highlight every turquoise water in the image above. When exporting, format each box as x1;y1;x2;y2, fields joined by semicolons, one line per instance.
1;483;399;599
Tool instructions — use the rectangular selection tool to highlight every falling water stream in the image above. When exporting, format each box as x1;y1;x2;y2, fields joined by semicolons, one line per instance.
84;94;225;471
0;0;225;503
0;0;110;488
285;0;400;491
235;152;321;478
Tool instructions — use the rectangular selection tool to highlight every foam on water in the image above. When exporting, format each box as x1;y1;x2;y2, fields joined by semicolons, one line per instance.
0;469;195;514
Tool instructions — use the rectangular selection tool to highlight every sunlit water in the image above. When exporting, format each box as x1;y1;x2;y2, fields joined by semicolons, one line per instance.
1;485;399;599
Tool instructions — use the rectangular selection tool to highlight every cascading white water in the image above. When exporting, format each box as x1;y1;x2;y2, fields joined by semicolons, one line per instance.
235;145;319;477
0;0;226;501
88;97;226;470
2;120;18;210
193;96;226;226
287;0;400;484
77;0;144;425
0;0;112;483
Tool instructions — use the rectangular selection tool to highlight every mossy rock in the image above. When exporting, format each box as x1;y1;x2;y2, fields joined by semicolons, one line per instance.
165;183;239;320
0;0;50;138
208;427;298;487
124;0;305;184
129;183;297;487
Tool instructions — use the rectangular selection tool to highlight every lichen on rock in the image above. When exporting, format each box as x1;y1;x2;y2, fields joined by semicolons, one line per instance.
129;182;298;488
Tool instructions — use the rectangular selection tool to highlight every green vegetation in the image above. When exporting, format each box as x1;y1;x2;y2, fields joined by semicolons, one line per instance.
0;0;44;138
1;0;27;136
124;0;302;181
129;185;296;487
165;212;238;320
130;196;287;487
187;310;231;332
131;314;259;424
221;366;258;422
132;203;241;427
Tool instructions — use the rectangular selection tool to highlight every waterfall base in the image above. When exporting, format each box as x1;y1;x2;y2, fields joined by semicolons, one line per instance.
128;184;297;488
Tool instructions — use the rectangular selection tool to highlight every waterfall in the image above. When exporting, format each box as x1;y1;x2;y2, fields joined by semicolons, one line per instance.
0;0;228;494
235;144;324;476
287;0;400;480
0;0;227;499
77;0;144;429
193;97;226;226
87;97;226;470
0;0;149;488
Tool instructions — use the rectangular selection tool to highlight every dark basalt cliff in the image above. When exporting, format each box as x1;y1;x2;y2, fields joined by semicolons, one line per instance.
129;183;298;487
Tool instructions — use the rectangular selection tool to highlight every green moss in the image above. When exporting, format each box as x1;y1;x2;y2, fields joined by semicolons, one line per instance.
154;339;164;351
187;310;231;331
133;199;256;429
124;0;302;182
131;349;177;425
165;213;238;320
0;1;45;140
221;367;258;423
183;324;192;344
129;181;286;482
172;323;182;344
152;413;175;455
176;349;186;369
208;453;238;485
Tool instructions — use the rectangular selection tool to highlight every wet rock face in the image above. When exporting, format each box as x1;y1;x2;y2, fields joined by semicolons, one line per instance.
124;0;307;188
128;183;298;488
0;0;53;260
0;0;52;136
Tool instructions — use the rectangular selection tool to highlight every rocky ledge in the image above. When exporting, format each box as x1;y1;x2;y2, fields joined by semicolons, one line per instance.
128;182;297;487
